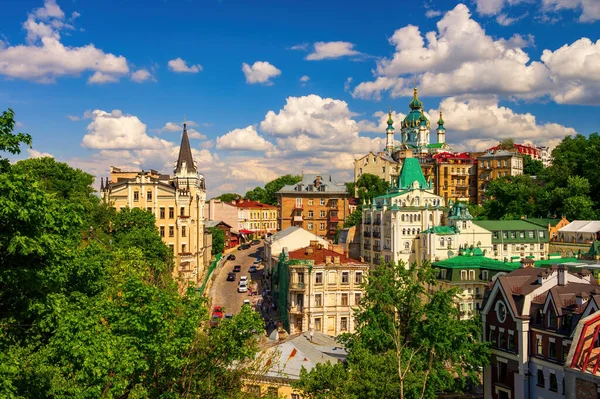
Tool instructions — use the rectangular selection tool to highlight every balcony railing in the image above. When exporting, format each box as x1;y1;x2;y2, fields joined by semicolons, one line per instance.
293;215;303;222
290;282;306;290
373;231;381;238
289;305;304;314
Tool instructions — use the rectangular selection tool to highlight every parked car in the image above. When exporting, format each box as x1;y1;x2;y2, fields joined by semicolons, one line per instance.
239;243;251;250
210;306;224;327
224;313;233;319
240;275;248;283
251;239;260;246
238;282;248;293
226;272;236;281
249;265;257;273
228;254;236;260
233;265;241;272
243;299;251;306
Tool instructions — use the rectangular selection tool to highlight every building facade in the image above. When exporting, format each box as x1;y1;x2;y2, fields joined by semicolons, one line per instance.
481;264;598;399
354;151;401;188
277;175;350;240
473;220;550;262
476;150;524;204
264;226;329;272
231;199;278;235
101;124;207;284
204;199;240;232
274;243;368;336
204;220;233;249
433;152;477;203
361;154;447;266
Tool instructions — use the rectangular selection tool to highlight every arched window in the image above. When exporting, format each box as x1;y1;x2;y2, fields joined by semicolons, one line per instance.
415;197;420;206
401;214;405;222
448;237;452;247
412;228;416;235
402;228;406;235
417;228;420;234
429;214;433;222
418;214;421;222
410;214;413;222
404;241;410;250
440;237;445;246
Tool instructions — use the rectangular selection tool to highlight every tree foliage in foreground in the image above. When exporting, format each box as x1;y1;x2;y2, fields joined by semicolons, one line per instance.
294;261;490;399
0;109;264;399
210;227;225;255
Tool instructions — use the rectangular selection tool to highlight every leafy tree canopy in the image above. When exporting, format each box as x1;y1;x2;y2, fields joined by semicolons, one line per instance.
497;138;515;150
213;193;242;203
210;227;225;255
0;108;32;171
522;155;544;176
244;174;302;205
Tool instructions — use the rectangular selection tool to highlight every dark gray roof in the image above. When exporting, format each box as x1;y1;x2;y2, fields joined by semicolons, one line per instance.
205;220;232;229
277;174;348;194
175;124;196;174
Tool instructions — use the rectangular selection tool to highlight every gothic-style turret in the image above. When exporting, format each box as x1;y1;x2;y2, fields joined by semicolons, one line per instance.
174;123;197;176
385;109;395;153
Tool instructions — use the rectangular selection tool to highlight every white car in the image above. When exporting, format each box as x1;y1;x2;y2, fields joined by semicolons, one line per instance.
240;275;248;283
238;282;248;293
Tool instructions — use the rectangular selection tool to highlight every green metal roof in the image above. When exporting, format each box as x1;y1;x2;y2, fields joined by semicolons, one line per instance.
473;220;547;231
422;226;457;235
433;255;520;272
534;257;580;267
524;218;561;228
427;143;446;148
398;158;429;190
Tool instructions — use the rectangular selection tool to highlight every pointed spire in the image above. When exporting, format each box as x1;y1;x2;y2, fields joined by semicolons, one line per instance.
438;109;444;126
175;122;197;175
409;85;423;110
387;107;394;129
100;177;104;191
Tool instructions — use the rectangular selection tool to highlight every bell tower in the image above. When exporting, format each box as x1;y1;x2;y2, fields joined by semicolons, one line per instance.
385;109;395;153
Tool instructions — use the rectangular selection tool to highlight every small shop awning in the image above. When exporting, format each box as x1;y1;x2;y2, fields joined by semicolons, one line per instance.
239;229;253;234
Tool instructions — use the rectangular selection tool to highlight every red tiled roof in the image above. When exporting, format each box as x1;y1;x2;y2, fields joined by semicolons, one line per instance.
288;246;366;265
230;199;277;209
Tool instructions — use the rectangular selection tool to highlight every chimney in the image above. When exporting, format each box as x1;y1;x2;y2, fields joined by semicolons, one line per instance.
310;240;319;248
557;265;566;286
331;244;345;255
325;256;332;264
333;256;340;265
576;292;589;306
306;247;314;254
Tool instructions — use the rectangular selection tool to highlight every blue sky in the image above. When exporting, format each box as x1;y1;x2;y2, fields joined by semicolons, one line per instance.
1;0;599;196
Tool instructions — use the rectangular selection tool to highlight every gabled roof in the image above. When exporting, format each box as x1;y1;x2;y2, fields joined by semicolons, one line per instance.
230;199;277;209
264;226;329;247
288;246;366;266
278;174;348;194
174;124;196;174
422;226;457;235
524;218;561;228
205;220;232;229
434;254;519;271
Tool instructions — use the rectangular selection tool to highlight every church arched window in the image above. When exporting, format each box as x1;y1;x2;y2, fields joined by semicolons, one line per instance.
401;215;405;222
404;241;410;250
440;237;445;246
402;228;406;235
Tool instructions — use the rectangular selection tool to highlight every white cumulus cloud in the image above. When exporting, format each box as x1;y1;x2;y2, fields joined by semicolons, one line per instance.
131;68;153;83
241;61;281;85
216;126;274;151
306;41;361;60
168;57;202;73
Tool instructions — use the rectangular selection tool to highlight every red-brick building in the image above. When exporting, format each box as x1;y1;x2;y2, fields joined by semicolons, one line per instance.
481;264;599;399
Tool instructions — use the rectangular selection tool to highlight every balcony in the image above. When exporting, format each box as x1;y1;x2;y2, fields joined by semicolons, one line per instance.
364;231;371;237
290;282;306;291
373;231;381;238
364;243;371;250
178;252;193;258
289;305;304;314
373;246;381;252
328;214;339;222
293;215;303;222
375;218;382;225
365;219;372;224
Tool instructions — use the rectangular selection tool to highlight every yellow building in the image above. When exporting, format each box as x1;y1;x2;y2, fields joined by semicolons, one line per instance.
100;124;208;285
231;199;278;235
476;150;523;204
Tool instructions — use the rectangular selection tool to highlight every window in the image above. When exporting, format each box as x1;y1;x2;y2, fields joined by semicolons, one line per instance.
160;207;165;219
342;272;349;284
440;237;445;246
169;207;174;218
291;394;301;399
499;330;506;348
508;330;515;351
320;198;326;205
549;339;557;359
493;232;499;239
382;167;385;173
510;232;516;239
133;191;139;201
319;223;326;230
181;226;187;237
341;294;348;306
320;210;326;217
468;270;475;280
315;273;323;284
169;226;174;237
537;336;543;355
308;222;313;230
499;361;508;383
308;199;313;205
461;270;467;280
180;206;185;217
503;244;508;251
181;243;186;253
489;328;496;345
563;343;569;362
296;198;302;208
404;242;410;250
540;243;545;250
315;294;322;307
528;231;534;238
340;317;348;331
146;207;152;212
355;272;363;284
298;272;304;284
314;318;322;331
160;226;165;237
549;372;557;392
539;231;544;238
355;293;361;305
147;191;152;201
519;231;525;238
308;210;314;218
537;369;545;387
169;244;174;252
502;231;508;239
482;270;489;280
267;387;278;397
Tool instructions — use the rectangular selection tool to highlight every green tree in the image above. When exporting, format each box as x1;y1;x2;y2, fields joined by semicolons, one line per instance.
522;155;544;176
214;193;242;203
550;176;597;220
0;108;32;171
355;173;389;204
263;174;302;205
244;186;267;203
295;261;490;399
482;174;541;220
497;138;515;150
210;227;225;255
344;208;363;228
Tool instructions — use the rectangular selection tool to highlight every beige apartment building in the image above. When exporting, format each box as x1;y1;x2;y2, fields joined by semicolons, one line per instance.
279;242;368;336
231;199;278;235
354;151;401;188
100;124;207;285
476;150;523;204
277;174;350;240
